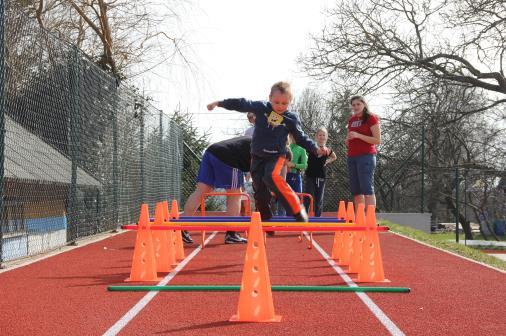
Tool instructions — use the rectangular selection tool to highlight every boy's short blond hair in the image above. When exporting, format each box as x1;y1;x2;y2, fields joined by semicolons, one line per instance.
316;126;328;135
270;81;293;101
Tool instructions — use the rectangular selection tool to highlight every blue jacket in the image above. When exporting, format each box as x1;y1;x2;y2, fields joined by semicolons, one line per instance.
218;98;318;157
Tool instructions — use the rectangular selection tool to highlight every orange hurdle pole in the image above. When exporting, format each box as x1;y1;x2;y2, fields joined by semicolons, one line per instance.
295;193;314;248
200;192;252;246
170;200;185;260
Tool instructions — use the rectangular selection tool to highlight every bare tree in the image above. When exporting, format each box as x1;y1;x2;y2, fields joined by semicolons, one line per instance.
20;0;196;78
302;0;506;102
379;74;505;237
293;87;357;210
293;88;328;133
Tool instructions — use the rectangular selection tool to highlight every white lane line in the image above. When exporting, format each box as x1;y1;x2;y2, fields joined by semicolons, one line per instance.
103;232;218;336
305;233;405;336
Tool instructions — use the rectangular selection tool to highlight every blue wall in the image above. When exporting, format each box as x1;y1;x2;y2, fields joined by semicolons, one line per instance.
26;216;67;233
1;216;68;262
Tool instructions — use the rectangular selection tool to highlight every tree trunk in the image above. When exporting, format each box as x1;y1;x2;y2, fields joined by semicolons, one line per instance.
445;196;473;240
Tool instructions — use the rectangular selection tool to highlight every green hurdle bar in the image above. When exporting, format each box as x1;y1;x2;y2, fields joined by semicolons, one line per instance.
108;285;410;293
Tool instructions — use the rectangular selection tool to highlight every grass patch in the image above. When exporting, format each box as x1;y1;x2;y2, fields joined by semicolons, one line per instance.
379;220;506;272
425;231;506;244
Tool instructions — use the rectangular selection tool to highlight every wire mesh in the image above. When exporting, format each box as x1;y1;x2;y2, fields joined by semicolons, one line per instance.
0;1;189;264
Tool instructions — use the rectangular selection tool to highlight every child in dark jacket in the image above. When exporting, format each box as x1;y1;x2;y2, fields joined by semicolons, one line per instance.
207;81;331;222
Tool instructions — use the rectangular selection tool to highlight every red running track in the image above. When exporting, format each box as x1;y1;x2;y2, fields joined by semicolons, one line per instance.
0;230;505;335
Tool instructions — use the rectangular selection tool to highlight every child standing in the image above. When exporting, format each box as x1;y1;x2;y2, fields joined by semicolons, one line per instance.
278;134;308;216
207;81;330;222
346;95;381;207
286;134;308;193
304;127;337;217
244;112;256;138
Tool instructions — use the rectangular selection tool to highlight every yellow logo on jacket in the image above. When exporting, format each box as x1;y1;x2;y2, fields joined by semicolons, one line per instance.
267;111;284;127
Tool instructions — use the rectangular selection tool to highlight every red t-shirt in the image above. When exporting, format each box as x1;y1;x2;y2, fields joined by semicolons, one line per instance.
347;114;380;157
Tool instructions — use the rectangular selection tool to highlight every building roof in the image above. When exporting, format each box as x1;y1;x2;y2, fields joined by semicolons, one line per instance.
4;116;102;187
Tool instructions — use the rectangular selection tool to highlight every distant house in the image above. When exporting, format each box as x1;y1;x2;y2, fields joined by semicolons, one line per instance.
2;116;101;262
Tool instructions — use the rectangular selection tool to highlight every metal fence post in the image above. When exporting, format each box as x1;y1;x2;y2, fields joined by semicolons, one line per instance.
67;46;79;244
463;174;467;245
139;104;145;203
95;188;100;233
455;166;460;243
112;80;119;228
0;0;6;265
420;125;425;213
159;110;164;200
167;118;173;199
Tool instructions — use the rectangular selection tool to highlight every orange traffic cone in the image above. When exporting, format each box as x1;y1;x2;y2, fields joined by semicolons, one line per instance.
330;231;343;260
337;231;354;266
162;200;170;220
337;202;356;266
331;201;347;259
355;205;388;283
170;199;180;219
173;230;185;260
347;204;365;274
162;201;178;266
152;202;175;273
230;212;281;323
170;200;185;260
337;201;346;220
346;202;355;223
126;204;161;282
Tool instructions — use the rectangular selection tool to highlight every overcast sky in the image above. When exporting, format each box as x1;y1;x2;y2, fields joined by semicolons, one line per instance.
138;0;335;143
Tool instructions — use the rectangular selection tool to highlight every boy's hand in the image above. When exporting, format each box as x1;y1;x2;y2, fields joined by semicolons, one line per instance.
207;101;219;111
286;162;295;168
317;146;331;157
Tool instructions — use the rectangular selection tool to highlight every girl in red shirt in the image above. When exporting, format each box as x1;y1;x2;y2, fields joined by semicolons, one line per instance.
346;96;381;207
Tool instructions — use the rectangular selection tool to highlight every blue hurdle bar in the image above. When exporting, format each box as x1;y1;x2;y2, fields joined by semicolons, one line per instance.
149;216;346;223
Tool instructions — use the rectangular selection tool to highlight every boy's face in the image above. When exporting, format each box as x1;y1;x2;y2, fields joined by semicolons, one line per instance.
269;91;291;114
316;130;328;144
247;112;256;124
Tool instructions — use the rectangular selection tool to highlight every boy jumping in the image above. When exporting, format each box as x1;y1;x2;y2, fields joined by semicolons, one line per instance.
207;81;331;222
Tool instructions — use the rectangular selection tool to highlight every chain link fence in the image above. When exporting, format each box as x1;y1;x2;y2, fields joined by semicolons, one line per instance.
0;1;199;265
304;118;505;240
302;120;427;215
438;167;506;240
317;140;426;214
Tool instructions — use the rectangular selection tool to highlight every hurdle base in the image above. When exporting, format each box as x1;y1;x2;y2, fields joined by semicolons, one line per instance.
124;277;163;282
351;278;391;283
229;314;282;323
